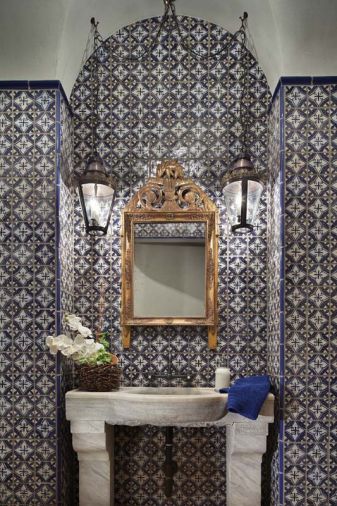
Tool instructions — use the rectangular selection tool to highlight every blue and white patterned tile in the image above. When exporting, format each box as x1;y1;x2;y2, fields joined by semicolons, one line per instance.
0;86;74;504
278;82;337;506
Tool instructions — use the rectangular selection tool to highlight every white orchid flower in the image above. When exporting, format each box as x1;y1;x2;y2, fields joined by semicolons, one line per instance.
70;351;83;362
77;324;92;338
73;334;86;345
64;314;82;331
80;345;94;358
60;336;89;357
46;334;72;354
46;334;68;346
46;336;60;355
84;338;94;346
60;346;76;357
45;315;105;364
56;335;74;350
81;340;103;357
46;336;54;344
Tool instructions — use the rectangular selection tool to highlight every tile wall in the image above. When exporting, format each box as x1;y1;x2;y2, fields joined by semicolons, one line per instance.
268;78;337;505
0;82;73;505
267;88;283;506
58;95;76;506
71;16;270;505
5;24;335;506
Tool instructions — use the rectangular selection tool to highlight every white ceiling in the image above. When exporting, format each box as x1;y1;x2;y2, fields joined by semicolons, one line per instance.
1;0;337;98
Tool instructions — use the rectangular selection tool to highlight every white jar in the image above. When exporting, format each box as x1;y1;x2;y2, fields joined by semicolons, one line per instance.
215;367;231;390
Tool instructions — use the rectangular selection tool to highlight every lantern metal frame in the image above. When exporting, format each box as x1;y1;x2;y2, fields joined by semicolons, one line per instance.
222;155;265;233
78;153;117;236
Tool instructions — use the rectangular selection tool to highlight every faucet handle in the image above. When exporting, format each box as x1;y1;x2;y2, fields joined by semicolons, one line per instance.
184;374;194;385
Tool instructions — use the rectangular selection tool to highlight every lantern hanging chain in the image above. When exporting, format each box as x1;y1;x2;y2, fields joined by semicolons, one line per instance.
90;17;101;157
90;2;249;62
171;6;248;60
77;20;98;78
86;6;171;64
161;2;249;61
237;13;250;156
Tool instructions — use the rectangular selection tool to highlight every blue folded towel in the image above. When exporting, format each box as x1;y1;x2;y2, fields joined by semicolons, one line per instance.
219;375;270;420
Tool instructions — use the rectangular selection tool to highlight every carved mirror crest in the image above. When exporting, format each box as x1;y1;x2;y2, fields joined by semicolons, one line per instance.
121;160;219;349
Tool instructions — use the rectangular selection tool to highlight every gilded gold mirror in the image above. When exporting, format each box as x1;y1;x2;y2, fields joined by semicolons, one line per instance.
121;160;218;349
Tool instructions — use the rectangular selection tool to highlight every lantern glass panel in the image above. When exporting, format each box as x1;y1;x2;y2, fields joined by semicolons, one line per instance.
247;179;263;225
82;182;115;229
223;180;242;227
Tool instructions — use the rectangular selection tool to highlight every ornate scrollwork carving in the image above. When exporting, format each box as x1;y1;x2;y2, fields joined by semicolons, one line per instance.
176;183;205;209
125;160;216;213
156;160;184;179
137;183;163;209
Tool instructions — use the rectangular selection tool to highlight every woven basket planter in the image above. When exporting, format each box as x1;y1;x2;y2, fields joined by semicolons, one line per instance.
77;363;121;391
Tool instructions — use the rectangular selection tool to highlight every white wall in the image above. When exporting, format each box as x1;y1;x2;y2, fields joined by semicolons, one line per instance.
1;0;337;97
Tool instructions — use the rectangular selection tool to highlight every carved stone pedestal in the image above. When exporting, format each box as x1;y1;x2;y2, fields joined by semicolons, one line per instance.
226;418;271;505
66;390;274;506
71;421;114;506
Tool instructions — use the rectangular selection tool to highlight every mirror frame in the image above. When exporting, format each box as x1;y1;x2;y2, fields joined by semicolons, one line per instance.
121;161;219;349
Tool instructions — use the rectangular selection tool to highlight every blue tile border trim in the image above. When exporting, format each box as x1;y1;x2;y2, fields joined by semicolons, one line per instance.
280;76;312;85
271;75;337;105
55;89;62;505
0;79;72;114
312;75;337;84
278;82;285;506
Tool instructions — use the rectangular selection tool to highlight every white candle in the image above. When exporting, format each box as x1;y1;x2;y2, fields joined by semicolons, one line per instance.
89;199;101;224
215;367;231;390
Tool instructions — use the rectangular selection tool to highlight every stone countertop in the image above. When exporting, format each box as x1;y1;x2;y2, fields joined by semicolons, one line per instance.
66;388;274;427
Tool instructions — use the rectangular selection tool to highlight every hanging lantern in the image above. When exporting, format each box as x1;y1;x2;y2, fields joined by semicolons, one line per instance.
78;153;117;236
222;155;264;233
77;18;117;236
222;13;264;233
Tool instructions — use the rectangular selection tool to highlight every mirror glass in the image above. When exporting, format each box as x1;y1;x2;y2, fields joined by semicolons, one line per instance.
133;222;206;318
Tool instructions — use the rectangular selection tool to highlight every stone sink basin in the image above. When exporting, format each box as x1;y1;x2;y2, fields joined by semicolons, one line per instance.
120;386;225;424
66;387;227;425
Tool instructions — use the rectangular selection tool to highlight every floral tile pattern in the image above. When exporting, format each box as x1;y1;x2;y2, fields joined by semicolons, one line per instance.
0;84;73;505
58;96;77;506
71;16;270;506
268;79;337;505
114;425;227;506
267;89;282;506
